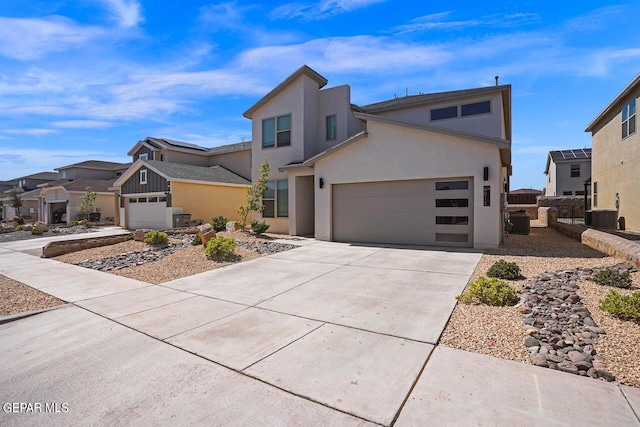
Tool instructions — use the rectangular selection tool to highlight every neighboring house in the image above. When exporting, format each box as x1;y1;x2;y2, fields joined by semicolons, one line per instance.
113;160;249;230
507;188;542;205
243;65;512;249
56;160;131;180
40;179;118;224
544;148;592;196
585;73;640;232
0;171;59;220
2;188;43;220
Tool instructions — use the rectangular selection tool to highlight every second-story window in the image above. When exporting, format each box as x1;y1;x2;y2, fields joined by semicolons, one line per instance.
262;114;291;148
139;153;148;161
326;115;337;140
622;98;636;139
140;169;148;185
571;164;580;178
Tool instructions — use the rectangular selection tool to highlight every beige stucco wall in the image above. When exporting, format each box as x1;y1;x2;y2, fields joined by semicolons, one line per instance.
171;181;247;225
163;150;210;166
313;119;505;249
68;192;117;223
208;149;251;180
591;93;640;231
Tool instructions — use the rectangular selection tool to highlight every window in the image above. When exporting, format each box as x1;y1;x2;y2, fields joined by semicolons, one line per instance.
61;171;67;179
461;100;491;116
563;191;573;196
436;216;469;225
262;180;288;218
139;153;148;161
148;197;158;202
262;114;291;148
430;106;458;121
138;197;147;203
129;198;137;204
160;154;165;161
159;196;167;202
593;181;598;207
436;181;469;191
140;169;148;185
326;115;337;140
436;198;469;208
571;164;580;178
622;98;636;139
576;191;585;196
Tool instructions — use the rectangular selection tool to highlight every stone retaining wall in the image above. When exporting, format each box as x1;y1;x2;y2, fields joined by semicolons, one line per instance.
550;221;640;269
506;205;538;219
42;235;130;258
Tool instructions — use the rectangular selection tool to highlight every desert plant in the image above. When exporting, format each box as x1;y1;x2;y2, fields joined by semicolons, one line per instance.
8;190;23;218
31;228;43;235
70;220;80;227
144;230;169;245
237;158;269;229
486;259;521;280
211;216;228;232
456;277;519;306
592;268;633;289
78;187;97;217
125;232;134;241
251;219;270;234
15;224;23;231
599;289;640;319
191;233;202;246
204;236;237;259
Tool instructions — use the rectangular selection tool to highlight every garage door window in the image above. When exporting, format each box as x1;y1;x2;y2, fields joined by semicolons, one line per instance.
436;216;469;225
436;198;469;208
129;198;137;204
149;197;158;202
436;181;469;190
138;197;147;203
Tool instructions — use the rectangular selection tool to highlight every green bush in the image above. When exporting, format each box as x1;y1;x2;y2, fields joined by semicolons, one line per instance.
15;224;23;231
486;259;521;280
251;220;270;234
205;236;237;259
31;228;43;235
70;220;79;226
125;232;134;241
599;289;640;319
592;268;633;289
191;233;202;246
456;277;519;306
144;230;169;245
211;216;228;232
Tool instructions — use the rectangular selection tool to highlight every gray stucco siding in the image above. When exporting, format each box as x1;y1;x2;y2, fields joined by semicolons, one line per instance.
121;167;167;194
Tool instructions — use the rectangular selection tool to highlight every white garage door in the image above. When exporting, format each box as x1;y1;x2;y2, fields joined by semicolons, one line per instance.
332;178;473;247
127;197;167;230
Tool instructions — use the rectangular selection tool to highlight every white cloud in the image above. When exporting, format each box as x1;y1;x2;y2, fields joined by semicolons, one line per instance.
101;0;144;28
0;16;104;60
3;129;56;137
51;120;115;129
271;0;386;21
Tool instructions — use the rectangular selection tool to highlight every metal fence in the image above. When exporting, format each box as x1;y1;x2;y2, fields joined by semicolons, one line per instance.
556;205;586;225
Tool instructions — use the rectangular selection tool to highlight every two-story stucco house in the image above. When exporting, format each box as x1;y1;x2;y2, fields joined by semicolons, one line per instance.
544;148;592;196
114;137;251;229
244;65;512;249
585;73;640;232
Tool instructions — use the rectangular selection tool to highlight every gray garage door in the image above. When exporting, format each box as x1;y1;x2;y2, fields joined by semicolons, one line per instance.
332;178;473;247
127;197;167;230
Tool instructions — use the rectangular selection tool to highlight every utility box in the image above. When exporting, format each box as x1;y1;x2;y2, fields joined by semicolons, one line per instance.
173;214;191;228
510;210;530;235
591;210;617;229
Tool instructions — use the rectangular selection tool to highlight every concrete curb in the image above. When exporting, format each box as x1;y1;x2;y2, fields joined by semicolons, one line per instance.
0;304;70;325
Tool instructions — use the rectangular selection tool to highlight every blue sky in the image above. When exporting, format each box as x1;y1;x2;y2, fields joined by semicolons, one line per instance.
0;1;639;189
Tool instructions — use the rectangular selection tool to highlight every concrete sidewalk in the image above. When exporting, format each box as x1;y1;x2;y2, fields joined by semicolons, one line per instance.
0;236;638;426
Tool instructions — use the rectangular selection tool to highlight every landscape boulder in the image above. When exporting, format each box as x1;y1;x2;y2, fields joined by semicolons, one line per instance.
226;221;241;232
197;223;216;245
134;229;147;242
33;221;49;232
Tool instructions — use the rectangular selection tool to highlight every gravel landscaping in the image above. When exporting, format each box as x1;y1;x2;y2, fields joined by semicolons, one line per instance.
54;231;297;285
0;224;100;243
441;226;640;388
0;275;64;316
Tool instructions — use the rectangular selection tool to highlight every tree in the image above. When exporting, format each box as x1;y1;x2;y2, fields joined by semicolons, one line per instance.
9;190;23;218
237;158;269;229
78;186;97;216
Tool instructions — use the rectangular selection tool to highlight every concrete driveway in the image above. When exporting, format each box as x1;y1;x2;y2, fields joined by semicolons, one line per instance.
1;236;639;426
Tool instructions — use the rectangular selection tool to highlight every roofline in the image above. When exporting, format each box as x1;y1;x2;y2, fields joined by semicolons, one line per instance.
243;65;328;119
206;141;252;156
360;84;512;113
170;179;249;188
585;73;640;132
302;132;368;167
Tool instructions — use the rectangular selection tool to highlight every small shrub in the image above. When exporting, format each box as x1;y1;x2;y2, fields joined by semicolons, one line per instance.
486;259;521;280
205;236;237;259
31;228;43;235
251;220;270;234
144;230;169;245
70;220;79;226
599;289;640;319
456;277;519;306
16;218;24;225
592;268;633;289
125;232;134;241
211;216;228;232
191;233;202;246
15;224;23;231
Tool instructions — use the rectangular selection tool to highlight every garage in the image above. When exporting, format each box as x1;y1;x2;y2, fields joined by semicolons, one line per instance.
332;178;473;247
127;196;167;230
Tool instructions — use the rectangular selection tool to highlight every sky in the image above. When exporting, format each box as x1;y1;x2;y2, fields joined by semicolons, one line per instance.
0;1;639;189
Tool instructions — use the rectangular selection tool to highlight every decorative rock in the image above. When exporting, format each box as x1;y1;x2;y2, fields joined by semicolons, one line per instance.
530;353;548;367
525;328;539;335
557;360;578;374
567;351;587;363
33;221;48;232
596;370;615;382
134;229;147;242
524;336;539;348
226;221;241;232
197;223;216;245
517;305;532;314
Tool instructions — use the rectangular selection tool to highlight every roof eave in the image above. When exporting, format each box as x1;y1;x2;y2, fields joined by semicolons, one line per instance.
585;73;640;133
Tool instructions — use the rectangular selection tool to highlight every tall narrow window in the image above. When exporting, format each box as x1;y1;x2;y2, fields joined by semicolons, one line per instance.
622;98;636;139
262;118;275;148
277;180;289;217
326;115;337;140
140;169;148;185
571;164;580;178
277;115;291;146
593;181;598;207
262;181;275;217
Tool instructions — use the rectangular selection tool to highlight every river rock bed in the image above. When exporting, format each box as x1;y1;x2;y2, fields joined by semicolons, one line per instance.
519;263;637;382
236;240;298;254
